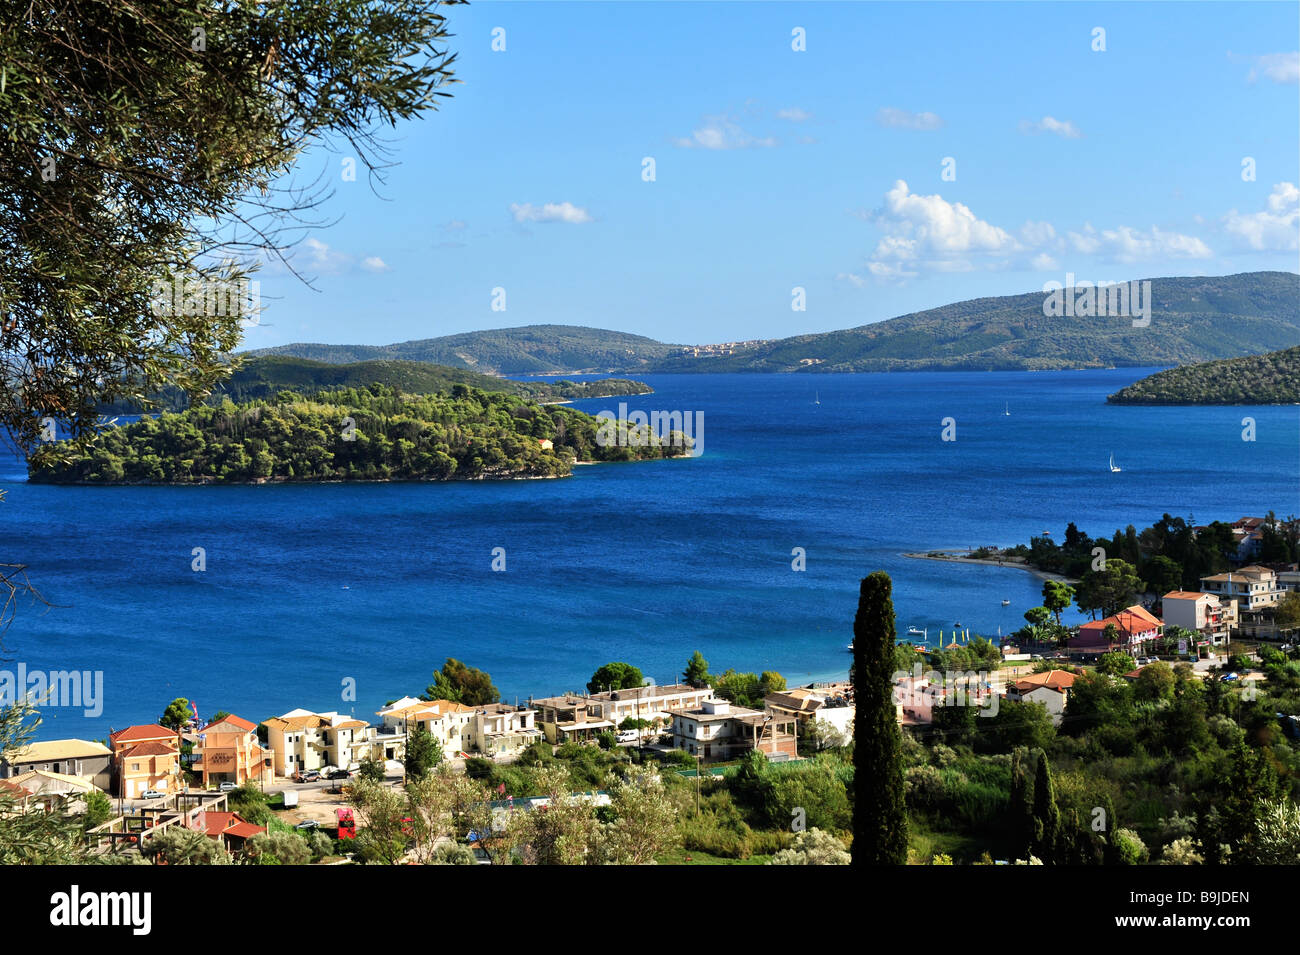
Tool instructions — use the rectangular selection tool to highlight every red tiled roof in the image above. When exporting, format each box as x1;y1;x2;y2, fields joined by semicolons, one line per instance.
1163;591;1209;601
120;741;177;758
224;822;265;840
1013;669;1077;693
202;715;257;733
0;779;32;798
110;725;175;744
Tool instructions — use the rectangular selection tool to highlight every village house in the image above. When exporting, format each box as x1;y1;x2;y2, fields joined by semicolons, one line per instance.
195;810;266;851
1200;565;1285;638
531;695;615;745
764;687;855;739
0;778;33;812
1199;565;1283;614
262;709;381;778
1005;669;1077;725
406;699;477;757
191;714;273;789
467;703;542;756
1161;591;1235;646
1230;516;1268;562
109;725;181;797
1072;605;1163;654
671;698;798;761
6;769;101;811
0;738;112;791
586;683;715;732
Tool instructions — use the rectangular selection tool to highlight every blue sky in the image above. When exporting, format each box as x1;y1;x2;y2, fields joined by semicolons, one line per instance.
241;1;1300;350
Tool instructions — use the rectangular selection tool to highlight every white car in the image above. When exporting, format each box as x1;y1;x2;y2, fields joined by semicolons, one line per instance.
141;789;163;799
616;730;639;744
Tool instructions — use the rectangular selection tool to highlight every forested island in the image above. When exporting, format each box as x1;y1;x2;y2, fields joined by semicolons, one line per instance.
31;385;691;485
98;356;652;415
1107;346;1300;405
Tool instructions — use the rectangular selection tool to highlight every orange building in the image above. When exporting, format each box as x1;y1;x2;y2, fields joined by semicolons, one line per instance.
192;714;273;789
109;725;181;798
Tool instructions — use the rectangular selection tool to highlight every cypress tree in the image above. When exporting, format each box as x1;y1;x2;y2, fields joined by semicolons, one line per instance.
1010;746;1036;857
851;571;908;864
1031;748;1060;862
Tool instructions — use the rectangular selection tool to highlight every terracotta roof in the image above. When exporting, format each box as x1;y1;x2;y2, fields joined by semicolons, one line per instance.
224;821;265;840
264;714;327;731
1079;605;1163;637
9;738;111;763
1163;591;1210;601
120;741;177;758
110;725;175;745
202;715;256;733
0;779;32;798
1013;670;1077;694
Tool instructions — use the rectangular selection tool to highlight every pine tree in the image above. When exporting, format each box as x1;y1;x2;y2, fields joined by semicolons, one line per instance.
851;571;908;864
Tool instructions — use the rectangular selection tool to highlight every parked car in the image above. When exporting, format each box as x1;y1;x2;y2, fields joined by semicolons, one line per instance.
141;789;163;799
295;770;320;783
294;819;320;830
218;781;238;792
615;730;639;744
1220;672;1240;683
327;769;351;780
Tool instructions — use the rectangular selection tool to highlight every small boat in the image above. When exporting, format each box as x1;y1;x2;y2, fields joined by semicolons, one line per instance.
1001;599;1011;606
1002;402;1011;416
1109;452;1122;473
814;391;820;405
907;626;925;636
846;642;854;652
953;622;962;628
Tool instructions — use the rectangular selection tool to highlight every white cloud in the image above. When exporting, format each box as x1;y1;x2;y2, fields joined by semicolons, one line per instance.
441;219;467;231
1222;182;1300;251
868;180;1019;263
845;182;1216;284
875;107;944;130
1066;224;1212;263
508;202;593;225
776;107;812;122
1247;52;1300;84
1018;116;1082;139
673;115;778;149
360;256;391;273
300;237;354;275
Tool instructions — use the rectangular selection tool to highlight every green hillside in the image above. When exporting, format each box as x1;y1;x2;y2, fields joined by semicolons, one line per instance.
649;272;1300;373
239;272;1299;375
100;356;652;413
1107;346;1300;405
244;325;679;374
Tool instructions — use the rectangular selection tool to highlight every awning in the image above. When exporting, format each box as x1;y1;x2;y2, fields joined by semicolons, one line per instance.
559;721;614;733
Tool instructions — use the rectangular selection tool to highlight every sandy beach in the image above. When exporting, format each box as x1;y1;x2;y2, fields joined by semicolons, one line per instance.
902;550;1079;584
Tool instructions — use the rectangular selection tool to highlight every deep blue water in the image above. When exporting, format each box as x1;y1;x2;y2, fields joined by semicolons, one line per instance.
2;370;1296;740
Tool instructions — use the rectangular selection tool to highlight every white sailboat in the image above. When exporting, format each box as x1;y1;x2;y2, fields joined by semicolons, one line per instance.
1109;453;1122;473
814;391;820;405
1002;402;1010;416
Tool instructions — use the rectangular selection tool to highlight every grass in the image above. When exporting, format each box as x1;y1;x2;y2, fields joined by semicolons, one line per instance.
656;847;773;865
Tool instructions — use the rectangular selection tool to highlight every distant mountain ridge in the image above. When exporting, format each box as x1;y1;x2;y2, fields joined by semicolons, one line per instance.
243;271;1299;374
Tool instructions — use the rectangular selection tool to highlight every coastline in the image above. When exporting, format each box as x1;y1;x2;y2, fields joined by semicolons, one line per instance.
902;550;1079;584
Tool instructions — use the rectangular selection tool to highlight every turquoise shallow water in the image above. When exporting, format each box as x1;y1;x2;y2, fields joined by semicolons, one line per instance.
2;369;1296;739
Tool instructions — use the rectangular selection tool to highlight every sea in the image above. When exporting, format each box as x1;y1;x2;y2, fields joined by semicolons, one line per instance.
2;369;1296;740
